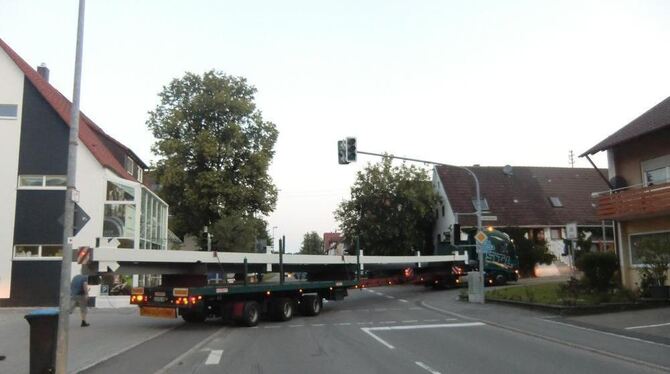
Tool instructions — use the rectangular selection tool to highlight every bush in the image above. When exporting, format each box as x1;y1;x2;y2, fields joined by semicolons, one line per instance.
500;228;555;277
576;252;619;292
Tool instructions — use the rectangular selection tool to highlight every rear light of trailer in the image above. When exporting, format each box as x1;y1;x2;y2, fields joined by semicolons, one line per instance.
136;295;144;302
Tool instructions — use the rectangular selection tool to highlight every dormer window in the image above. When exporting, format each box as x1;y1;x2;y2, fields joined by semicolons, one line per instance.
125;156;135;176
137;166;143;183
549;197;563;207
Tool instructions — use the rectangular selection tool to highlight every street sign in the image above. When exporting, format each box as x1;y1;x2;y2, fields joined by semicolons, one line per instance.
566;222;578;240
481;216;498;221
58;203;90;236
105;238;121;248
475;231;487;244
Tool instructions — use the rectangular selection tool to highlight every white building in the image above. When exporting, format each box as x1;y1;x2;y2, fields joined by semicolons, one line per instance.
0;38;168;306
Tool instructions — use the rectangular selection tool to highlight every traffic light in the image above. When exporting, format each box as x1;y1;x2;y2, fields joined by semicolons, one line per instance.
338;139;348;164
346;137;357;162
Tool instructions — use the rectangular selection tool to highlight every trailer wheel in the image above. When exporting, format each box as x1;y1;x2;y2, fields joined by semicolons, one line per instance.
272;298;294;321
241;301;260;327
495;274;507;286
181;309;206;323
301;295;322;316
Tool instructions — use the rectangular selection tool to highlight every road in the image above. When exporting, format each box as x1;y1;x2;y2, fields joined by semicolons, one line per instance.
80;285;670;374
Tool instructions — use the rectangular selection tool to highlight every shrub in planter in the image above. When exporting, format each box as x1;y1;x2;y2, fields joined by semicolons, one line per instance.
638;236;670;299
576;251;619;292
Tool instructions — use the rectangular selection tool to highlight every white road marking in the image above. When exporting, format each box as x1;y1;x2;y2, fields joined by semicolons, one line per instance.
311;324;325;327
205;350;223;365
423;319;439;322
155;328;226;374
288;324;304;328
415;361;441;374
337;322;352;326
385;296;396;299
399;299;409;303
361;328;395;349
541;318;670;348
380;321;397;324
264;326;281;329
625;322;670;330
444;318;458;321
361;323;485;350
402;320;418;323
410;307;422;310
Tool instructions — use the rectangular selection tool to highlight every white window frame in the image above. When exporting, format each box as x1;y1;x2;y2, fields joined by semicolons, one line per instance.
13;244;63;260
125;156;135;176
549;196;563;207
628;229;670;267
17;175;67;190
137;166;143;183
641;154;670;187
0;104;19;119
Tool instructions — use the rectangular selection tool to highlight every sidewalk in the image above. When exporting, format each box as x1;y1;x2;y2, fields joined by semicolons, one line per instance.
0;307;181;373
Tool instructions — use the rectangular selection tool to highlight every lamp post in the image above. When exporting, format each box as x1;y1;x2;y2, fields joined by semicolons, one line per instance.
351;150;486;302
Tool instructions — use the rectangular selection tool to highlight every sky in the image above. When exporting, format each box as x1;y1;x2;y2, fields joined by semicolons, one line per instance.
2;0;670;251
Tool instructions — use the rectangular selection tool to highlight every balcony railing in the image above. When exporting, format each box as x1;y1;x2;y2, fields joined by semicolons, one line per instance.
594;182;670;220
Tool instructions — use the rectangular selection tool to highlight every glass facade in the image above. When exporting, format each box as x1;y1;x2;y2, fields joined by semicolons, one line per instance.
103;179;168;250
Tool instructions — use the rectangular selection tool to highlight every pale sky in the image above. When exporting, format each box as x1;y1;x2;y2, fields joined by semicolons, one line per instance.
2;0;670;251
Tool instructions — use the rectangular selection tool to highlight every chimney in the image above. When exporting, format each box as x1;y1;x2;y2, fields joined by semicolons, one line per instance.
37;63;49;82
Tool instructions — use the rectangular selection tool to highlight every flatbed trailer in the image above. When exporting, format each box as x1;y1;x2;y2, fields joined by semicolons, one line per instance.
131;279;357;326
87;246;469;327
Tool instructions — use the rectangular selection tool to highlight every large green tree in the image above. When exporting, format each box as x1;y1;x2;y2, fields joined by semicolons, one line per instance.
335;157;439;256
147;70;278;237
300;231;324;255
209;211;270;253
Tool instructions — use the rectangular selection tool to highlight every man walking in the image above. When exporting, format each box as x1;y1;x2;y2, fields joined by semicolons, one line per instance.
70;271;90;327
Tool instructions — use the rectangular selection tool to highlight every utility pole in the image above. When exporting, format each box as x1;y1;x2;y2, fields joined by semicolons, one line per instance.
569;150;575;168
56;1;85;373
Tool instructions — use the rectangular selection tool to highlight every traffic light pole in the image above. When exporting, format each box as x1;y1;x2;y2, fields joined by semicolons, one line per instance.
354;150;485;303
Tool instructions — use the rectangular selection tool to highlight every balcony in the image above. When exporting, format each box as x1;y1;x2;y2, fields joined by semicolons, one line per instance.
595;182;670;220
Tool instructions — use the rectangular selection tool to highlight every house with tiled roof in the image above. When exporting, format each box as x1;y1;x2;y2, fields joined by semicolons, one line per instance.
433;165;614;262
0;38;169;306
582;96;670;290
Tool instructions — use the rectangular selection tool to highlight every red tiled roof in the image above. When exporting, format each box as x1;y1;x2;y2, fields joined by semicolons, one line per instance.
436;166;610;227
581;96;670;156
0;38;144;180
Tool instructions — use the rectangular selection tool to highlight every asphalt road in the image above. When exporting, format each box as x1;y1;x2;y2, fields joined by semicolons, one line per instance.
81;285;670;374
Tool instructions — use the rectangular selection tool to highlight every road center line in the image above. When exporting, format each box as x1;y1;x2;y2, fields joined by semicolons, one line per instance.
399;299;409;303
155;327;227;374
402;320;418;323
415;361;441;374
205;350;223;365
288;324;304;328
625;322;670;330
385;296;395;299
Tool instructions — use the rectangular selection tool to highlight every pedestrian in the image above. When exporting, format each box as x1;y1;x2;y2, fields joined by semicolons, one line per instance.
70;271;90;327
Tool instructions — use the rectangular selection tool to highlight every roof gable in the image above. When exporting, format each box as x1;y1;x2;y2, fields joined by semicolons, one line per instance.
436;166;609;226
0;38;144;180
582;96;670;156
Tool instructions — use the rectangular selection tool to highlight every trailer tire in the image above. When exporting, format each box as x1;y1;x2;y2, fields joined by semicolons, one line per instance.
495;274;507;286
301;295;322;316
272;298;294;321
181;309;206;323
241;301;260;327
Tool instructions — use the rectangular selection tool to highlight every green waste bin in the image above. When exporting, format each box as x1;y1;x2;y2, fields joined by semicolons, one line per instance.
24;308;59;374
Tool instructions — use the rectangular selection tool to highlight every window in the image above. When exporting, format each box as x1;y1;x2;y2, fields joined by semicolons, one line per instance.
103;204;136;238
106;181;134;201
630;231;670;265
14;245;63;259
642;155;670;186
550;228;563;240
0;104;18;119
441;205;445;217
18;175;67;189
549;197;563;207
472;198;489;211
137;167;144;183
125;156;135;175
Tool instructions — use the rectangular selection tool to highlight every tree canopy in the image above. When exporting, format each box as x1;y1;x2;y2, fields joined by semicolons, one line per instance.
300;231;324;255
335;157;439;256
209;211;270;253
147;70;278;237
